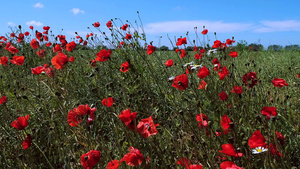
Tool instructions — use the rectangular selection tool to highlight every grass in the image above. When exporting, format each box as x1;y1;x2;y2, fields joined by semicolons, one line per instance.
0;19;300;168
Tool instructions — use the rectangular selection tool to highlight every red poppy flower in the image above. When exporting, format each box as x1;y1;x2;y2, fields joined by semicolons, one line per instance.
125;33;132;40
231;86;243;94
229;51;238;58
68;56;75;62
29;26;33;30
17;33;24;43
67;108;82;127
147;45;155;55
219;91;228;101
200;48;205;53
46;42;52;47
172;74;189;90
0;96;7;104
45;67;55;78
81;150;101;169
11;33;15;38
188;164;203;169
269;143;283;157
248;130;267;149
197;66;210;79
90;60;97;67
180;49;186;58
261;107;277;119
175;48;179;53
23;134;32;149
218;66;229;80
118;109;137;130
96;49;112;62
51;52;68;69
11;114;29;130
136;116;159;138
43;26;50;31
297;74;300;78
201;29;208;35
177;157;192;168
36;49;46;58
198;80;207;89
121;24;128;30
242;72;258;88
31;66;46;75
66;41;76;52
94;22;100;27
196;113;208;128
0;56;8;66
107;160;120;169
121;146;144;167
30;39;40;49
220;161;243;169
176;37;187;46
102;97;113;107
6;44;19;54
272;78;288;88
194;53;202;59
219;143;243;157
164;59;173;67
193;46;197;52
106;21;112;28
226;39;235;45
120;61;129;72
212;40;221;48
35;32;43;41
10;56;25;65
220;115;231;134
75;105;96;119
275;131;285;146
120;41;124;46
25;31;30;36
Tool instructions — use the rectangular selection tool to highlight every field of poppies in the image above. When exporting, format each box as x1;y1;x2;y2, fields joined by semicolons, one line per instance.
0;17;300;169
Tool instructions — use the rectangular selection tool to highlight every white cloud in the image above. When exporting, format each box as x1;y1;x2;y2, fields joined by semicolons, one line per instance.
254;20;300;32
26;20;43;27
143;20;255;34
71;8;85;15
34;2;44;8
7;22;16;26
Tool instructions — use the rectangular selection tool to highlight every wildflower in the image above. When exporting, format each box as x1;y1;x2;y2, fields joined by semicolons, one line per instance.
0;56;8;66
275;131;285;146
218;66;229;80
197;66;210;79
220;115;231;134
119;109;137;130
125;33;132;40
201;29;208;35
29;26;33;29
121;146;144;166
220;161;243;169
46;42;52;47
176;37;187;46
269;143;283;157
67;109;82;127
193;46;197;52
81;150;101;169
94;22;100;27
0;96;7;104
102;97;113;107
248;130;267;149
242;72;258;88
120;61;129;72
219;143;243;157
188;164;203;169
136;116;159;138
252;146;268;154
226;39;235;45
35;32;43;41
23;134;32;149
207;49;217;55
183;61;194;67
175;48;179;53
198;80;207;89
219;91;228;101
106;21;112;28
212;40;221;48
180;49;186;58
164;59;173;67
10;56;25;65
147;45;155;55
121;24;128;30
231;86;243;94
51;52;69;69
168;76;175;81
172;74;189;90
272;78;288;88
195;53;202;59
68;56;75;62
66;41;76;52
31;66;46;75
200;48;205;53
196;113;208;128
107;160;120;169
229;51;238;58
261;107;277;120
96;49;112;62
36;49;46;58
25;31;30;36
177;157;192;168
11;115;29;130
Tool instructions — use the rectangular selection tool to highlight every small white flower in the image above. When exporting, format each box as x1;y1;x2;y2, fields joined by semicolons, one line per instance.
183;61;194;67
168;76;175;81
207;49;217;55
252;147;268;154
214;64;219;67
191;64;203;70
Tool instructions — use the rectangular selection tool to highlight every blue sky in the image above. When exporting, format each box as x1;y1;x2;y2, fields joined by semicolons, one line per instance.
1;0;300;48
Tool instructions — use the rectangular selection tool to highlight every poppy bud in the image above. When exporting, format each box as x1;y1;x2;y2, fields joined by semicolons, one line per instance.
203;26;205;28
75;32;78;35
18;25;22;29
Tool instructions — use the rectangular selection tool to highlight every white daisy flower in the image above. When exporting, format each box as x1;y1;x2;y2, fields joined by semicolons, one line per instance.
183;61;194;67
252;147;268;154
191;64;203;70
207;49;217;55
168;76;175;81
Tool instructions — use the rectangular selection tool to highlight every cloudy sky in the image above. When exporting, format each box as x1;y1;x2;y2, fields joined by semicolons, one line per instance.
1;0;300;48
